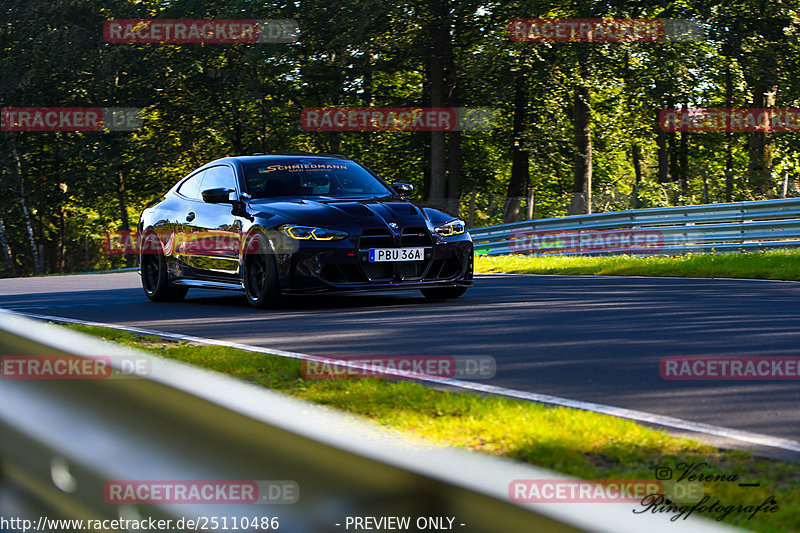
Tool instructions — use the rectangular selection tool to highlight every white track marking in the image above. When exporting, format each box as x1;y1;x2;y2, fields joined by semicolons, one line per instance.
4;308;800;454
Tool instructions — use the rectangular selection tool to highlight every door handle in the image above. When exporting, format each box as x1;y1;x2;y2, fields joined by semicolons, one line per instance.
186;212;195;222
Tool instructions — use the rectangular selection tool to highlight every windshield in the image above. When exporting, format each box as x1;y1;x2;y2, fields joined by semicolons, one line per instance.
242;158;393;199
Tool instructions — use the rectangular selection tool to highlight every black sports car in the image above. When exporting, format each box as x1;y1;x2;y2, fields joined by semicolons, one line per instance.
137;154;473;307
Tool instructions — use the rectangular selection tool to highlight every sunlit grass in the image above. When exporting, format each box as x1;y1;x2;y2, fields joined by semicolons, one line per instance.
475;249;800;280
67;323;800;532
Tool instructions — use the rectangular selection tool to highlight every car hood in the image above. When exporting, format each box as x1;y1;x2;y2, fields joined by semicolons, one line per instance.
248;196;454;229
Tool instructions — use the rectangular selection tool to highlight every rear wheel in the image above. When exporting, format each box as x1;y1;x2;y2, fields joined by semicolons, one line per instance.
243;234;280;308
421;286;468;300
140;233;188;302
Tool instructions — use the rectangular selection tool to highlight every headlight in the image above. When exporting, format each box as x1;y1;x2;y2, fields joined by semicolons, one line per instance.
434;219;466;237
279;225;348;241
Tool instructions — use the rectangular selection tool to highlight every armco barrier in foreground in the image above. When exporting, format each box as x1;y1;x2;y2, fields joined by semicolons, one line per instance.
0;311;742;532
471;197;800;256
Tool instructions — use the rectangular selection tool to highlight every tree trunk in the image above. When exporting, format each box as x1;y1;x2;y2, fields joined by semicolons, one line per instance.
0;218;13;271
666;109;680;203
117;169;134;267
447;131;461;215
781;169;789;198
748;80;776;197
725;66;734;202
668;130;678;183
11;141;40;274
679;128;689;198
526;186;535;220
632;143;643;209
445;12;461;216
467;190;477;228
427;0;448;208
666;96;679;192
428;78;446;204
59;207;65;273
117;170;130;232
656;124;670;183
569;52;592;215
422;140;431;199
446;75;461;215
504;71;529;223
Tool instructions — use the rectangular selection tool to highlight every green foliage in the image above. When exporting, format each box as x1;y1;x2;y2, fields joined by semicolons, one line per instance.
2;0;800;275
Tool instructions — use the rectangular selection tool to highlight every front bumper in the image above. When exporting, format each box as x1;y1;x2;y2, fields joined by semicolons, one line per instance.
275;231;473;292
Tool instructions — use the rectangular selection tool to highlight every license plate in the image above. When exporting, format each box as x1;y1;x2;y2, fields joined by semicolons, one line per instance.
369;247;425;262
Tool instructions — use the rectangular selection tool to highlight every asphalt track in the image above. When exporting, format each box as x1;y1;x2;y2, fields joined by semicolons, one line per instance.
1;271;799;450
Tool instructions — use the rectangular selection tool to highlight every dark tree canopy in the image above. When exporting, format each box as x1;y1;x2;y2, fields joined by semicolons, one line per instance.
2;0;799;274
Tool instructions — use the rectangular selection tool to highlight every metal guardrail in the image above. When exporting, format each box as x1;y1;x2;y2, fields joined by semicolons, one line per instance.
470;197;800;256
0;311;742;533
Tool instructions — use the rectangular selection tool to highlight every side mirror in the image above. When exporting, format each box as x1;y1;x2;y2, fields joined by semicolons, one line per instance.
202;188;235;204
392;182;413;197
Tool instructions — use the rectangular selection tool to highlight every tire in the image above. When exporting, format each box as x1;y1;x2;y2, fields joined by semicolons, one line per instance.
140;233;188;302
242;234;280;308
420;286;468;300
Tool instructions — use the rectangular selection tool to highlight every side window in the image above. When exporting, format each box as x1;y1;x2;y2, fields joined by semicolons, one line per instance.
177;171;205;200
200;166;237;193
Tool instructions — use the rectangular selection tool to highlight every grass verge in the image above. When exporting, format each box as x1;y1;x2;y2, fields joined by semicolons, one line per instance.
474;249;800;280
68;323;797;532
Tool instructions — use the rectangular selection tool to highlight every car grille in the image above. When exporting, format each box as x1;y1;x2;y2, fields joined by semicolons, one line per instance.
399;226;432;279
358;228;395;280
400;226;432;247
318;226;460;285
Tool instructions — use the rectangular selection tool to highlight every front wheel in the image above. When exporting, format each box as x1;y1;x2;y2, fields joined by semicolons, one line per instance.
421;286;468;300
140;233;188;302
243;235;280;308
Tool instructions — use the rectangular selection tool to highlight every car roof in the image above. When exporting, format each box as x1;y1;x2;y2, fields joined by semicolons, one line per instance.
206;154;352;166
